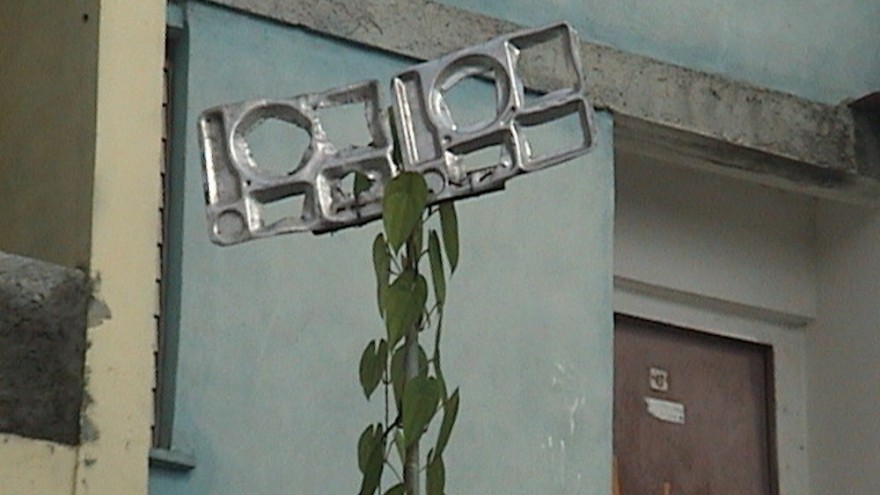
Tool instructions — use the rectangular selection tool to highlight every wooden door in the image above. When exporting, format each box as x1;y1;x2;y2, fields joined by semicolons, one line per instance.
613;315;776;495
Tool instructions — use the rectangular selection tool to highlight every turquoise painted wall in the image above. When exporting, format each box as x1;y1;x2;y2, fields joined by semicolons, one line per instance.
441;0;880;104
149;2;614;494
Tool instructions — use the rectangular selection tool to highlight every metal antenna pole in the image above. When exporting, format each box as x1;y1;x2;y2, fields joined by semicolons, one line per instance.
403;330;421;494
403;237;421;495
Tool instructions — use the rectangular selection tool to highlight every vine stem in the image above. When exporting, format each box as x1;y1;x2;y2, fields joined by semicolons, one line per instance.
403;234;421;495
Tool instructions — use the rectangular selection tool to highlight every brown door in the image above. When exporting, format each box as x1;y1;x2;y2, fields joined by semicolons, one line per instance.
613;315;776;495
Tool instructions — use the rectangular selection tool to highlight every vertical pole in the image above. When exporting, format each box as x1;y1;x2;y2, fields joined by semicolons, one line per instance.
403;237;421;495
403;327;421;495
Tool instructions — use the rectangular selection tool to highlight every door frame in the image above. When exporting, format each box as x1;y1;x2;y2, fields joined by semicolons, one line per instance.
612;312;780;495
614;284;807;495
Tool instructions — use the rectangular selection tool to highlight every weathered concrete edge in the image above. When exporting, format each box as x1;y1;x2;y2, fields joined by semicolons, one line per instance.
615;114;880;204
0;251;90;445
205;0;878;203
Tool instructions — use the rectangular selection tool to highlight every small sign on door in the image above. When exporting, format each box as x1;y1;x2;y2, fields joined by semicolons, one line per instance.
649;366;669;392
645;397;686;425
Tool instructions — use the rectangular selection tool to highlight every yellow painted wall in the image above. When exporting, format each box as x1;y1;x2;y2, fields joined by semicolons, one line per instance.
0;1;99;269
0;1;165;494
75;0;165;493
0;435;78;495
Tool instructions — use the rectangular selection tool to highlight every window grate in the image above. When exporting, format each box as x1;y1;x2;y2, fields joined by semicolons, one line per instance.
153;42;175;450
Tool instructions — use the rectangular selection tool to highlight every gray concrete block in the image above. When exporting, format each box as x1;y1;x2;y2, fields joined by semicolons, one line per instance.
0;251;90;445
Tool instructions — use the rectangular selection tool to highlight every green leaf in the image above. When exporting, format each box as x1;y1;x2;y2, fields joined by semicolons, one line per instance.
434;389;459;458
377;339;388;370
402;375;441;447
357;425;372;473
390;346;405;406
418;345;428;370
383;484;405;495
358;424;385;495
439;201;459;273
432;315;447;399
383;172;429;253
390;344;429;406
372;234;391;316
393;430;406;464
359;341;378;400
354;172;373;197
357;423;383;473
411;217;424;259
428;230;446;306
359;340;387;400
426;452;446;495
384;271;428;348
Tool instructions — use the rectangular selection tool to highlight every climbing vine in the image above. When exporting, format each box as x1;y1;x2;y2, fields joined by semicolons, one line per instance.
357;171;461;495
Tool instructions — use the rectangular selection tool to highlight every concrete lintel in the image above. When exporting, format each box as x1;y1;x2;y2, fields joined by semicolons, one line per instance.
850;93;880;184
205;0;878;203
615;114;880;204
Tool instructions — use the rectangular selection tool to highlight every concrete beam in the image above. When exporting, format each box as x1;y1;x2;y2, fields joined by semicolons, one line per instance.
205;0;879;203
0;252;90;445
